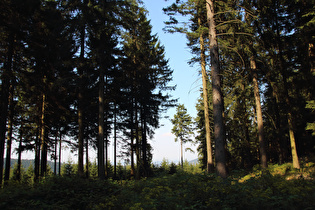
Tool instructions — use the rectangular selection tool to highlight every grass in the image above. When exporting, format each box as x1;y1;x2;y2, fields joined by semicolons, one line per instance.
0;162;314;209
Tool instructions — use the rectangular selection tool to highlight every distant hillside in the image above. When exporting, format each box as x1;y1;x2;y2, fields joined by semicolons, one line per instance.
189;159;199;164
3;158;61;174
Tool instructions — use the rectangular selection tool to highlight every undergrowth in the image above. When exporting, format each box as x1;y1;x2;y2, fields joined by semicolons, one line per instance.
0;162;314;209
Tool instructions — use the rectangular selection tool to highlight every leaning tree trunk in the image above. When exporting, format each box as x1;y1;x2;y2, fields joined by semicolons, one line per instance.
206;0;228;178
198;16;214;173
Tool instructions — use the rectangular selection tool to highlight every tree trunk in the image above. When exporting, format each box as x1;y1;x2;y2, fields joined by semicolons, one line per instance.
17;128;23;182
114;103;117;179
34;125;40;181
85;134;89;178
0;34;14;186
77;18;86;177
180;139;184;169
275;7;300;169
206;0;228;178
54;131;58;175
198;16;214;173
98;66;106;179
250;57;268;168
40;92;47;177
141;107;148;177
4;84;14;183
59;132;62;176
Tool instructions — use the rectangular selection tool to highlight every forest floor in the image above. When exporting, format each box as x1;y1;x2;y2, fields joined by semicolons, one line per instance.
0;161;314;210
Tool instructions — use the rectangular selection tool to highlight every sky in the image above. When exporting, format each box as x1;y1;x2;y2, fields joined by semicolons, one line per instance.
142;0;202;163
14;0;203;164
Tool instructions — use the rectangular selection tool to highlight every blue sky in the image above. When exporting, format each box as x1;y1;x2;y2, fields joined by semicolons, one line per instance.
143;0;202;163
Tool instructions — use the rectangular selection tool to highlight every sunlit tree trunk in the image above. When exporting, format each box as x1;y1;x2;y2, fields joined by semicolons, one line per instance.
198;16;214;173
206;0;228;178
250;57;268;168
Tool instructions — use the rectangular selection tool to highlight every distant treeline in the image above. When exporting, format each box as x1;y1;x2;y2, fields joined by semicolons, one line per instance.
3;159;61;174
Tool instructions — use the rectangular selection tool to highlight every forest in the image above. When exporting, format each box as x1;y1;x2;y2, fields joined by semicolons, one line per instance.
0;0;314;209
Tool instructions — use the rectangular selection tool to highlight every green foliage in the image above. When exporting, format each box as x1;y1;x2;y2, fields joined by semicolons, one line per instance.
1;162;314;209
171;104;194;144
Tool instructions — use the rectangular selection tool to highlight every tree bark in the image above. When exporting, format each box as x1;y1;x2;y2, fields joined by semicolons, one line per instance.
0;34;14;186
198;16;214;173
40;91;47;177
34;125;40;181
98;66;106;179
206;0;228;178
59;132;62;176
77;27;85;177
4;84;14;183
250;57;268;168
114;103;117;179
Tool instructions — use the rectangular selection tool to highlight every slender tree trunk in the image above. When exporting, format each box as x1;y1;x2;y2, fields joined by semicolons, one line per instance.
40;92;47;177
206;0;228;178
59;132;62;176
198;17;214;173
77;18;86;177
114;103;117;179
17;128;23;182
98;65;106;179
4;84;14;183
85;135;89;178
34;125;40;181
0;34;14;186
141;107;148;177
250;57;268;168
180;139;184;169
54;131;58;175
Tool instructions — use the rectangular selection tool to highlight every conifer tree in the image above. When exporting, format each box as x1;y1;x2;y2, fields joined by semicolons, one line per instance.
171;104;194;168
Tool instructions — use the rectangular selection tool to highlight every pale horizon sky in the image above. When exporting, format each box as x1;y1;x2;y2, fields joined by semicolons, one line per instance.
12;0;203;165
144;0;202;163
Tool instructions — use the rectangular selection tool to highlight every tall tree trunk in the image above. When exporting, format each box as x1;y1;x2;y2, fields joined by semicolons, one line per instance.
77;24;85;177
275;6;300;169
98;66;106;179
114;103;117;179
250;56;268;168
4;84;14;183
198;17;214;173
40;92;47;177
0;34;14;186
206;0;228;178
